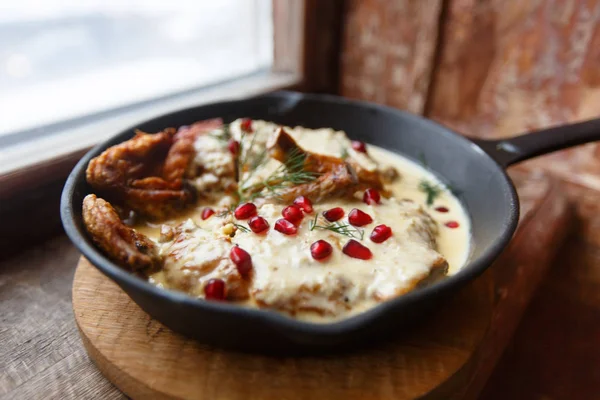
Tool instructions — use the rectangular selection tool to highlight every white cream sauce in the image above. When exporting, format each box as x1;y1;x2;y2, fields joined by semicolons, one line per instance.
137;120;472;322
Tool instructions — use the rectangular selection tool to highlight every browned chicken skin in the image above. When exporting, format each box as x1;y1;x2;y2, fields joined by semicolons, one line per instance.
86;119;222;219
266;128;383;202
82;194;161;272
273;162;359;204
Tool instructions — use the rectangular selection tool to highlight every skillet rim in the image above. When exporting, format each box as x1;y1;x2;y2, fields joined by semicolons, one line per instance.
60;90;519;336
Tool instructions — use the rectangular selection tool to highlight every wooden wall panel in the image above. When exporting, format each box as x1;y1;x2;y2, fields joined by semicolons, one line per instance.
340;0;443;113
427;0;600;191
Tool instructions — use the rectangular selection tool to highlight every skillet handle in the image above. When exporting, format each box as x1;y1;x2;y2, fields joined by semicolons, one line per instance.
472;117;600;168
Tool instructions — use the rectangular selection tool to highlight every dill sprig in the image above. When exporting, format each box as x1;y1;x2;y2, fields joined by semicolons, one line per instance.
417;153;461;202
217;205;235;218
418;179;443;206
239;147;319;201
237;131;268;193
309;213;365;240
232;223;250;233
340;147;349;160
209;123;231;142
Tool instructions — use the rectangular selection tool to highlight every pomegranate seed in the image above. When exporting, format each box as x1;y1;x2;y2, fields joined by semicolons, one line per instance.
274;219;298;235
323;207;344;222
310;240;333;261
201;207;215;220
370;224;392;243
204;279;226;301
240;118;253;133
348;208;373;226
282;205;304;225
234;202;257;220
343;240;372;260
228;139;240;155
352;140;367;153
248;216;269;234
293;195;313;213
229;246;252;277
435;206;449;213
363;188;381;205
445;221;460;229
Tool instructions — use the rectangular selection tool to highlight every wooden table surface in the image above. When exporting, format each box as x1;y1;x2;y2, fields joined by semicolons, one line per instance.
1;170;597;399
0;236;123;399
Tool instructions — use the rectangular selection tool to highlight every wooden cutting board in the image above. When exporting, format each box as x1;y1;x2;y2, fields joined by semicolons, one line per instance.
71;169;572;400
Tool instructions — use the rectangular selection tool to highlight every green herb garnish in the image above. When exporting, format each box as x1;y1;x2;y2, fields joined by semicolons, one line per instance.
232;223;250;233
239;147;319;201
209;124;231;142
309;213;364;240
340;147;349;160
418;179;443;206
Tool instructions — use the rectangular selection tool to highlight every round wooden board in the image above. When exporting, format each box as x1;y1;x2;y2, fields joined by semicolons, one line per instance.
73;257;493;400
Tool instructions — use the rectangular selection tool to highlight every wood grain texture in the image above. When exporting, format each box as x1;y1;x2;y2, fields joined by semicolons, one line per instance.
426;0;600;191
461;168;573;399
0;171;572;400
340;0;443;113
482;180;600;399
0;236;124;399
302;0;345;93
72;258;493;400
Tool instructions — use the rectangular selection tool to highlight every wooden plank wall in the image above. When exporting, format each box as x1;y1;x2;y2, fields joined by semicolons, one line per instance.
340;1;600;398
341;0;600;192
340;0;443;113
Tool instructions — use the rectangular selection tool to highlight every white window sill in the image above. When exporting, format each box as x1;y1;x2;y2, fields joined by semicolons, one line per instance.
0;72;300;184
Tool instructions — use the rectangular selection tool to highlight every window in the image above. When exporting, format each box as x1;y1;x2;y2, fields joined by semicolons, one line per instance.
1;0;273;137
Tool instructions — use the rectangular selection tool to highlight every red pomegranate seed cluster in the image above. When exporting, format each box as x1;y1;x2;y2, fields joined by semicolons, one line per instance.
351;140;367;153
201;207;215;220
212;194;419;300
234;202;257;220
248;216;269;234
435;206;449;213
323;207;344;222
445;221;460;228
240;118;253;133
363;188;381;205
204;279;226;301
274;196;316;237
348;208;373;227
370;224;392;243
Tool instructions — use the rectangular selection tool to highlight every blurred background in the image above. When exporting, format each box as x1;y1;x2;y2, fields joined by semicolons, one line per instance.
1;1;599;399
0;0;272;136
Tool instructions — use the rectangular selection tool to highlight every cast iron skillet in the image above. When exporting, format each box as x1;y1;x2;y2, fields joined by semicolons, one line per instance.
61;91;600;353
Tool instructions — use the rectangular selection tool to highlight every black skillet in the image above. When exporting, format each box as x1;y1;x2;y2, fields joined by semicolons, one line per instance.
61;91;600;353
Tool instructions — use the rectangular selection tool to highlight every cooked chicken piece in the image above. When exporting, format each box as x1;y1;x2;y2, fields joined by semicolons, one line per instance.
230;200;448;318
82;194;161;272
254;276;355;317
154;219;250;300
250;127;373;203
189;122;237;196
270;126;388;191
86;119;223;219
164;119;224;180
269;162;359;204
268;127;345;174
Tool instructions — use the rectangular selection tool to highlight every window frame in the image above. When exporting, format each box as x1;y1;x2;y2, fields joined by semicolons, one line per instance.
0;0;344;200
